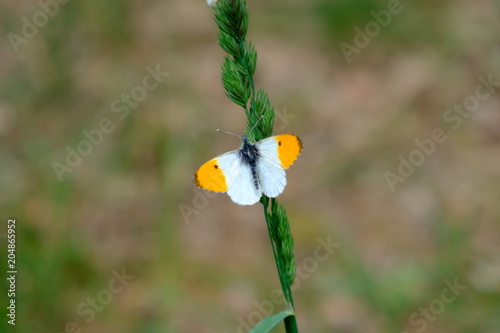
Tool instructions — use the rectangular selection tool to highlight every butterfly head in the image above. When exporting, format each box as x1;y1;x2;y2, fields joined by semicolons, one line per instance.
239;135;259;163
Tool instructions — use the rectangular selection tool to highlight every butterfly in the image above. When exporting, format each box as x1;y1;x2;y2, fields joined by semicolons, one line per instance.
194;133;302;205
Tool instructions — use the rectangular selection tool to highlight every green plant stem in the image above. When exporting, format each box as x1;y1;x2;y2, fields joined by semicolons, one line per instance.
284;315;299;333
213;1;298;332
262;197;298;333
262;197;295;309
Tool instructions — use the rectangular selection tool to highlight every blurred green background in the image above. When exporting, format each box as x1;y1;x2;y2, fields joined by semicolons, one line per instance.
1;0;500;332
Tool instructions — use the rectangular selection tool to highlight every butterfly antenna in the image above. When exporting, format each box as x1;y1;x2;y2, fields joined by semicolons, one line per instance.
217;114;264;140
248;114;265;133
216;129;243;139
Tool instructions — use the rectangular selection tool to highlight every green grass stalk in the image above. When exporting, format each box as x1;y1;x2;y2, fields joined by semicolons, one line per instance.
211;0;299;331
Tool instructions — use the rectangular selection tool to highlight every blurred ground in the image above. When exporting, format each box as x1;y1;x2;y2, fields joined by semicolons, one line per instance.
1;0;500;332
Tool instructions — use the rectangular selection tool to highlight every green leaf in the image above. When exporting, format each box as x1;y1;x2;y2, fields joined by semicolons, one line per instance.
245;43;257;76
221;57;251;107
214;0;248;40
218;31;240;57
249;311;295;333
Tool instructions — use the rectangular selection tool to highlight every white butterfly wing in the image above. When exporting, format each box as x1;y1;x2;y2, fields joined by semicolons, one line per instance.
256;137;287;198
213;150;241;189
217;151;262;205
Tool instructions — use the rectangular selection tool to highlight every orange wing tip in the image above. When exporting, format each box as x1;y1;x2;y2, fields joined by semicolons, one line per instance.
276;134;303;169
194;158;228;192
